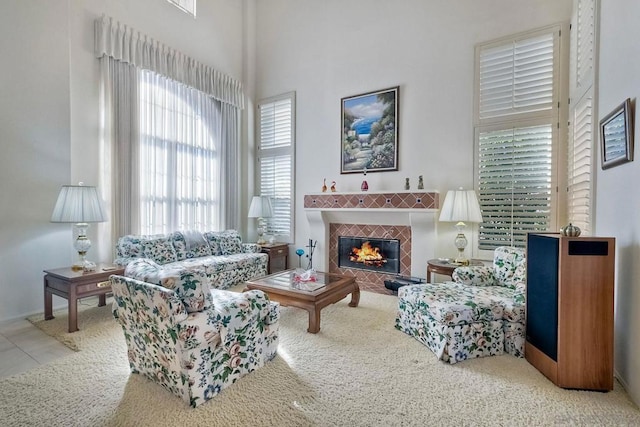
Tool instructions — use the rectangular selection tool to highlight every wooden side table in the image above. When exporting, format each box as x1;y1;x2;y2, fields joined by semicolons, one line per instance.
44;264;124;332
259;243;289;274
426;258;483;283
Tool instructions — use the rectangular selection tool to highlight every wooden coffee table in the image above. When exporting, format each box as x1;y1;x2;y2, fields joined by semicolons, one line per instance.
244;270;360;333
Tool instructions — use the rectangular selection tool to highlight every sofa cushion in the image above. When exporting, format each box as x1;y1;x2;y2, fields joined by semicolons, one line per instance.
204;230;243;256
142;236;178;264
460;285;525;323
399;284;504;326
172;231;212;260
452;265;496;287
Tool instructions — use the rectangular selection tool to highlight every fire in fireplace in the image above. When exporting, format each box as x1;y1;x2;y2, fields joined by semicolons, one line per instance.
338;236;400;274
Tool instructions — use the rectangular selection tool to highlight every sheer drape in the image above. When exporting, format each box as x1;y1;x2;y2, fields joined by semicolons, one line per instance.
97;56;140;259
96;15;243;250
220;103;240;230
138;70;222;234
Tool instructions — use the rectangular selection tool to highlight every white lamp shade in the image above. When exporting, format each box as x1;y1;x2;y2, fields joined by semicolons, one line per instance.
248;196;274;218
51;184;106;223
439;188;483;223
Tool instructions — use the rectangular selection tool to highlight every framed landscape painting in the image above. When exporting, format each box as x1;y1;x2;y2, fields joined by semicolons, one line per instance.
341;86;399;174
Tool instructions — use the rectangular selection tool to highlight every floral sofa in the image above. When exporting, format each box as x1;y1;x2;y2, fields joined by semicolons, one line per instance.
395;246;526;364
110;273;280;407
115;230;268;291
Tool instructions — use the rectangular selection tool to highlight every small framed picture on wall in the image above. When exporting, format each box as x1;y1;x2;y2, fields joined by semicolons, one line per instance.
600;98;634;169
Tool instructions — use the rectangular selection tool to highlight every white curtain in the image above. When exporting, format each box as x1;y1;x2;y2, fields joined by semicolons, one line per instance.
220;103;241;230
96;15;243;247
138;69;222;235
95;15;244;109
97;56;140;259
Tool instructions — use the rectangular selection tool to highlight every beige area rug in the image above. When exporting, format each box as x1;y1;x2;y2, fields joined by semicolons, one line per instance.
27;299;119;351
3;291;640;426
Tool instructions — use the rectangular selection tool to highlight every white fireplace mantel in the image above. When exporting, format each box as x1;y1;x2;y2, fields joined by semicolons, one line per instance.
304;208;437;278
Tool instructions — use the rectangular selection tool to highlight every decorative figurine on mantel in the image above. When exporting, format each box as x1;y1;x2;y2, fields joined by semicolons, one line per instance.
322;178;327;193
404;178;410;190
361;168;369;192
331;181;336;192
418;175;424;190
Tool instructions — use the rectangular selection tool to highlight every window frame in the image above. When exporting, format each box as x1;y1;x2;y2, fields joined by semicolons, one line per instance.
473;24;567;258
256;91;296;243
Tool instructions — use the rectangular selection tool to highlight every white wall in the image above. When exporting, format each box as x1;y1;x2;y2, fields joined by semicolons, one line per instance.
0;0;246;321
597;0;640;406
254;0;572;261
0;1;71;321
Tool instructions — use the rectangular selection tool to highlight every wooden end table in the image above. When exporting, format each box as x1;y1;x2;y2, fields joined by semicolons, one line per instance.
259;242;289;274
44;264;124;332
426;258;484;283
244;270;359;334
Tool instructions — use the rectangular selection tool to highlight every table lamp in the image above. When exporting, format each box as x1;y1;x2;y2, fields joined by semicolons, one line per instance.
248;196;273;245
439;187;483;265
51;183;106;271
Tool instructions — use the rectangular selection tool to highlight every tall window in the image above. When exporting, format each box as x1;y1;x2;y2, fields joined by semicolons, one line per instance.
138;69;221;235
567;0;598;235
474;25;565;252
257;92;295;243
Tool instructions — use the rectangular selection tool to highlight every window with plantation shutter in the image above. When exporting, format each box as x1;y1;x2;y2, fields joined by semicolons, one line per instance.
567;92;593;235
477;124;554;250
257;92;295;242
474;25;564;253
567;0;598;235
478;31;556;121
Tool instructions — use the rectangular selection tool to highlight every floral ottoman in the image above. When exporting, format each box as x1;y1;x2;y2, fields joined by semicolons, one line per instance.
396;283;505;364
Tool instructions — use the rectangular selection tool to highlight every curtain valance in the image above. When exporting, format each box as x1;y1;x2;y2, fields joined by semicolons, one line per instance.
95;15;244;109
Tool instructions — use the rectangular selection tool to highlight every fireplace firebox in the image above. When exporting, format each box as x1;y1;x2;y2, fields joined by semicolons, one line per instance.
338;236;400;274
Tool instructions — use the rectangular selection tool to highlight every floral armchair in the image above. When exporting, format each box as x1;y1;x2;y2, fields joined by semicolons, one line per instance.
110;273;280;407
451;246;526;357
396;246;526;364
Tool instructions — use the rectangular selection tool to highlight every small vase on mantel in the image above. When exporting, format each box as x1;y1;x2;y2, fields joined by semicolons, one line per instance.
361;168;369;192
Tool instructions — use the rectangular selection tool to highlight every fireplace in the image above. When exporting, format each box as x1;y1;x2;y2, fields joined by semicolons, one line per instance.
338;236;400;275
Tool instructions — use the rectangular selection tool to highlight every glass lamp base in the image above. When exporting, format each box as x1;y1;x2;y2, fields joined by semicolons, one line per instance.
454;231;469;265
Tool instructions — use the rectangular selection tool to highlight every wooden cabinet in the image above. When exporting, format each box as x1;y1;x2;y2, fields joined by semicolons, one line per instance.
525;233;615;391
260;243;289;274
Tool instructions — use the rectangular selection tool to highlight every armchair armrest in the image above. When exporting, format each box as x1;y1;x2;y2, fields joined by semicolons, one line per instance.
204;289;272;346
110;275;189;326
125;258;213;313
242;243;261;253
452;265;497;287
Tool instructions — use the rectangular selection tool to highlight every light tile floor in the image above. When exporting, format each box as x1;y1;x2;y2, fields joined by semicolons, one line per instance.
0;315;77;380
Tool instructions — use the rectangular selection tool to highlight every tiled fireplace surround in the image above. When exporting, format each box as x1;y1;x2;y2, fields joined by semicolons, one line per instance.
304;192;439;294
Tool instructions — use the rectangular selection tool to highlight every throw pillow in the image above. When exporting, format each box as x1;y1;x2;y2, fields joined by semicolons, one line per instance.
142;237;178;265
205;230;242;255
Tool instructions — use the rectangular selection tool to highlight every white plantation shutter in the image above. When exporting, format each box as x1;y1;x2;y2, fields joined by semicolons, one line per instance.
478;124;554;250
567;92;593;234
567;0;598;235
478;31;556;121
575;0;596;97
257;92;295;241
475;25;563;252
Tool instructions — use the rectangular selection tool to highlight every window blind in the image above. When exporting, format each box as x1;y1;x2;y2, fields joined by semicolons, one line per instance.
478;32;556;120
567;0;597;235
257;93;295;241
567;92;593;235
475;25;562;252
576;0;595;94
478;125;554;250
